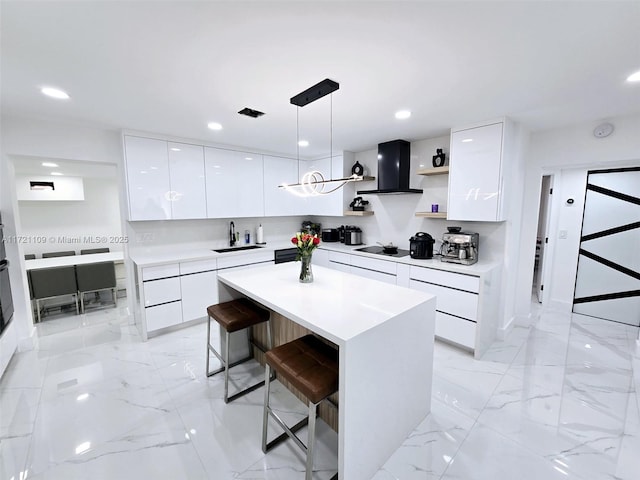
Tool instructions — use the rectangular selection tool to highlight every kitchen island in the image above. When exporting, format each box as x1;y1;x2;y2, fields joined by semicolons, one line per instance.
217;262;436;480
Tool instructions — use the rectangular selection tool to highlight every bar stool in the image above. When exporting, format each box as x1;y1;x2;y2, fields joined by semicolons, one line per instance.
206;298;273;403
262;334;339;480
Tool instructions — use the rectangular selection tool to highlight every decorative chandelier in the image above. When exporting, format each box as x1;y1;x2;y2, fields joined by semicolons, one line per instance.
279;78;369;197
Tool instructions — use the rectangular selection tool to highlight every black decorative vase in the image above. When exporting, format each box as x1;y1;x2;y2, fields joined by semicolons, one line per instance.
432;149;446;168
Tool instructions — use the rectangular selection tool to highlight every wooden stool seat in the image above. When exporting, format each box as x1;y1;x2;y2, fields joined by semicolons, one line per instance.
265;335;338;404
262;334;339;480
206;298;273;403
207;299;270;333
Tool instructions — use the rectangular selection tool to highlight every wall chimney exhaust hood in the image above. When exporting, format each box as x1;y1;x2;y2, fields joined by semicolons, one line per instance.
357;139;423;195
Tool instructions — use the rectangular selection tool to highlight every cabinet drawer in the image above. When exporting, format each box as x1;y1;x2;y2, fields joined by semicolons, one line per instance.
179;258;218;275
142;263;180;281
144;277;181;307
435;311;476;350
409;267;479;293
328;251;351;265
216;250;273;270
409;279;478;321
146;301;183;332
350;265;396;284
349;255;397;275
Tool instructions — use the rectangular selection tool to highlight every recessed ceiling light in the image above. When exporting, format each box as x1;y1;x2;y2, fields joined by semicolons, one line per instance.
41;87;70;99
42;162;59;167
245;157;253;160
50;172;63;176
207;122;222;131
395;110;411;120
462;138;473;143
170;147;181;152
298;140;309;147
626;70;640;82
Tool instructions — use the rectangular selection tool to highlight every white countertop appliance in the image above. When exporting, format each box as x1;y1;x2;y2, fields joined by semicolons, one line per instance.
441;231;479;265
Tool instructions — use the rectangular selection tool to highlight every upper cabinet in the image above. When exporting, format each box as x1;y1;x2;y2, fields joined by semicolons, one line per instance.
448;119;513;222
205;148;264;218
124;136;172;221
298;154;351;216
123;136;207;221
263;155;300;216
168;142;206;219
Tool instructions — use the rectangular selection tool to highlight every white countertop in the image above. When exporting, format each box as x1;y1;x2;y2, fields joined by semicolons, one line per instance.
25;251;124;270
128;241;294;267
217;262;435;345
128;240;499;276
318;242;499;276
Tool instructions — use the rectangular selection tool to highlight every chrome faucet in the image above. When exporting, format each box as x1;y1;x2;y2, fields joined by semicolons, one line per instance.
229;221;236;246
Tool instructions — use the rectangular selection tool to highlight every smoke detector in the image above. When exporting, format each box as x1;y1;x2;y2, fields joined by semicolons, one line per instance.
593;122;614;138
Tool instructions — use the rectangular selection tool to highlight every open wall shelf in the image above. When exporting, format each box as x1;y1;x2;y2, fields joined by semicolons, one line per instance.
417;166;449;176
415;212;447;218
344;211;374;216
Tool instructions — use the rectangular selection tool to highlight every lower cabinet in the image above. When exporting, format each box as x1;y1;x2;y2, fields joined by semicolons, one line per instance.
326;250;398;284
146;301;183;332
181;270;218;322
321;247;500;358
135;251;273;340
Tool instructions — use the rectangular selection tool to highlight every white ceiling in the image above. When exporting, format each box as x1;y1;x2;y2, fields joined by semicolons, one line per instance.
2;1;639;159
11;156;118;178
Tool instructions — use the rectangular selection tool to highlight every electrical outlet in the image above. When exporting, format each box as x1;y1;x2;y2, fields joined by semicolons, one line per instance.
559;230;568;239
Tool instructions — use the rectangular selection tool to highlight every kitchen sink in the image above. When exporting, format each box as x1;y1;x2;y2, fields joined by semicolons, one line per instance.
212;245;264;253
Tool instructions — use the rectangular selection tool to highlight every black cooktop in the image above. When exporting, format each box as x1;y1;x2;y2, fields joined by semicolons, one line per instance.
354;246;411;258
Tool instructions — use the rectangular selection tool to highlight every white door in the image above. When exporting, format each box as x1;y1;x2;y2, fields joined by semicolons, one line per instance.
573;168;640;326
535;175;553;303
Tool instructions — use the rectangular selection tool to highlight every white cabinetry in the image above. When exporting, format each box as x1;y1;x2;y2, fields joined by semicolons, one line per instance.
124;136;172;221
205;148;264;218
448;119;514;222
299;154;350;216
180;259;219;322
141;263;182;334
124;136;207;221
325;250;397;284
168;142;207;219
264;155;301;216
408;265;499;358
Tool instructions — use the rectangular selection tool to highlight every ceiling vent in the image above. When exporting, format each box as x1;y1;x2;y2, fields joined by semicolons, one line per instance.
238;107;265;118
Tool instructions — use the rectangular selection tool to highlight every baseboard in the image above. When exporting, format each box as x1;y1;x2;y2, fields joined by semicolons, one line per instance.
18;325;37;352
497;316;516;340
546;299;573;313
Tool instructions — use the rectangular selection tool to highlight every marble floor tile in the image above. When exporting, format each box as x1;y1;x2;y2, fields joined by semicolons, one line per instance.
374;400;475;480
439;423;589;480
2;297;639;479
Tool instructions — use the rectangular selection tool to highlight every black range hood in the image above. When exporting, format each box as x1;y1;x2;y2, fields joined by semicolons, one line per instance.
357;139;423;195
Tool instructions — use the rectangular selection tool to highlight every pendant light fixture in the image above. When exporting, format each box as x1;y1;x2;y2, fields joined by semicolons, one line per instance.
279;78;372;196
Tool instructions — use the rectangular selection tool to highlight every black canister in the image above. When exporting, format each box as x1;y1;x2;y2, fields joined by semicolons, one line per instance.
409;232;435;259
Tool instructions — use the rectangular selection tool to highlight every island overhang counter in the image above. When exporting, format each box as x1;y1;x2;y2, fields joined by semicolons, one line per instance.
217;262;436;480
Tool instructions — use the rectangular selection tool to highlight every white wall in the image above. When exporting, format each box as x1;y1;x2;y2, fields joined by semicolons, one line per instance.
18;177;122;257
515;113;640;316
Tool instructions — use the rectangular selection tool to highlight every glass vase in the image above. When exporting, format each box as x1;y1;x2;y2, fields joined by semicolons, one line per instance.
299;253;313;283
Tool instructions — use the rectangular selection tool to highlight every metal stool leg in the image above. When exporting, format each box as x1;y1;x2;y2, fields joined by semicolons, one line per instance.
306;401;318;480
206;309;274;403
262;363;271;452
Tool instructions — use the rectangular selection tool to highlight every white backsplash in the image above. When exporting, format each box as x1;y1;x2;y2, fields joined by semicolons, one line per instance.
126;216;307;253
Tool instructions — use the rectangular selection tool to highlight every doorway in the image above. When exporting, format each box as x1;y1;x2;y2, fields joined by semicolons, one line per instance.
572;167;640;326
533;175;554;303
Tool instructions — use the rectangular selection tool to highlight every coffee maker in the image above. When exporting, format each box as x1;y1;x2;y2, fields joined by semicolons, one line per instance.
441;231;479;265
